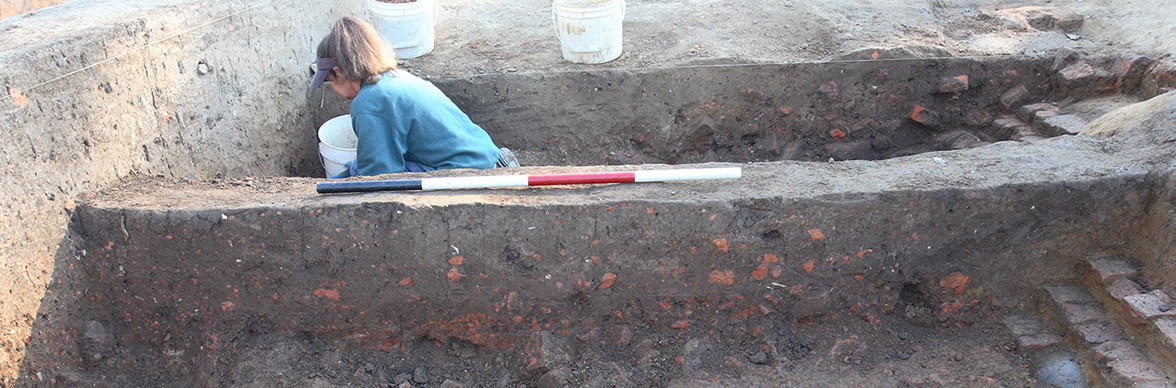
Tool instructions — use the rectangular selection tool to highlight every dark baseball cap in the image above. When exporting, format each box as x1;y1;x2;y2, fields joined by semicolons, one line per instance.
309;57;336;89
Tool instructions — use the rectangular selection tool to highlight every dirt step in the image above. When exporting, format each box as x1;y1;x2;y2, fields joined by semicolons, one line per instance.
1081;256;1176;381
1042;283;1176;387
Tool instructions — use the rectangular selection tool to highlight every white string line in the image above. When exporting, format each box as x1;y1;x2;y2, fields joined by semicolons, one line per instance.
1;0;273;104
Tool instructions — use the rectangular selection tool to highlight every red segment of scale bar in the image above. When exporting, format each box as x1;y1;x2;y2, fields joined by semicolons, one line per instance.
527;172;636;186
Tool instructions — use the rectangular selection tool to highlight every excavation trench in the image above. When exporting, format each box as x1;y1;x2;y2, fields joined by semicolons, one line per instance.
27;57;1176;386
372;56;1047;173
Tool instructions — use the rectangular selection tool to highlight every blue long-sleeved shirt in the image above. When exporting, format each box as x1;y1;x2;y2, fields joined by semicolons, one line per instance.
336;70;499;177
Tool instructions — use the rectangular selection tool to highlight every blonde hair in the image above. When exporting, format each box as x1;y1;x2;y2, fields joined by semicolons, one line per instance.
317;16;398;85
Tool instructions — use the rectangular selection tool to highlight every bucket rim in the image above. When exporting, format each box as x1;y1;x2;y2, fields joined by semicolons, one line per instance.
367;0;435;15
553;0;624;12
317;115;358;150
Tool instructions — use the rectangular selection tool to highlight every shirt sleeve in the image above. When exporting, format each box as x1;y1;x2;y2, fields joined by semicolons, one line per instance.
351;112;407;175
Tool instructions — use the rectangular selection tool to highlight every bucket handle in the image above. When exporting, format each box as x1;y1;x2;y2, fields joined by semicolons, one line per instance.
319;153;333;178
553;0;625;54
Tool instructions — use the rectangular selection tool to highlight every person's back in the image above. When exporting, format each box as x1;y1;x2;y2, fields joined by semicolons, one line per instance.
309;16;515;178
349;70;499;175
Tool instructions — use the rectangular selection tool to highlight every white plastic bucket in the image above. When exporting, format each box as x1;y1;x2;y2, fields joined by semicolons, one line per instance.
317;115;357;177
366;0;437;59
553;0;625;64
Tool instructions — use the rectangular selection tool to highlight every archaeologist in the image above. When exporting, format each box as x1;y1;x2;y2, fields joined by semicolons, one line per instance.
309;16;518;178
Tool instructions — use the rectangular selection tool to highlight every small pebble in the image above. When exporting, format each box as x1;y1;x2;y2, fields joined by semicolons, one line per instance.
414;366;429;384
749;351;770;365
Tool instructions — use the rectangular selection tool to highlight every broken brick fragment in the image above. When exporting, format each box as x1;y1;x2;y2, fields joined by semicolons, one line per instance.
939;273;971;295
819;81;839;99
1017;102;1059;124
829;128;847;140
713;238;729;252
708;270;735;285
1055;61;1114;98
314;288;341;301
1142;58;1176;98
801;259;815;274
937;75;969;94
447;267;466;281
751;265;769;281
992;116;1034;140
598;273;617;289
999;85;1031;111
1052;48;1080;72
909;105;943;130
1111;54;1155;92
1027;8;1083;32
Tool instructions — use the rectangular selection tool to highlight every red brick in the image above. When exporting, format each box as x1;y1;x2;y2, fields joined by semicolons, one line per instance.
1037;114;1087;136
910;105;943;130
1056;61;1114;98
1060;303;1109;325
1058;61;1098;83
1000;85;1031;111
1017;333;1061;350
1105;359;1172;386
1017;102;1058;124
1073;321;1126;345
1107;278;1144;300
1052;48;1079;72
1027;8;1083;32
1156;319;1176;370
1095;341;1147;363
1088;257;1140;284
1124;290;1176;323
1111;54;1155;91
1004;315;1049;337
1032;109;1059;126
1046;284;1097;305
1093;341;1174;385
937;75;969;94
1158;319;1176;344
1142;59;1176;98
992;116;1033;140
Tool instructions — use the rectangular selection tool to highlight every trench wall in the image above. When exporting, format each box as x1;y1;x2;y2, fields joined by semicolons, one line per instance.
1137;170;1176;289
38;174;1147;385
0;0;362;382
442;59;1046;166
0;0;65;21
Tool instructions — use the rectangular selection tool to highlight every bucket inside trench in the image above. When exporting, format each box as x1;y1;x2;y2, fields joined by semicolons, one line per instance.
317;114;356;178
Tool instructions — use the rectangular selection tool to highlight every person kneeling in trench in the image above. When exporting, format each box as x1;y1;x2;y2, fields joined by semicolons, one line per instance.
310;16;518;178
